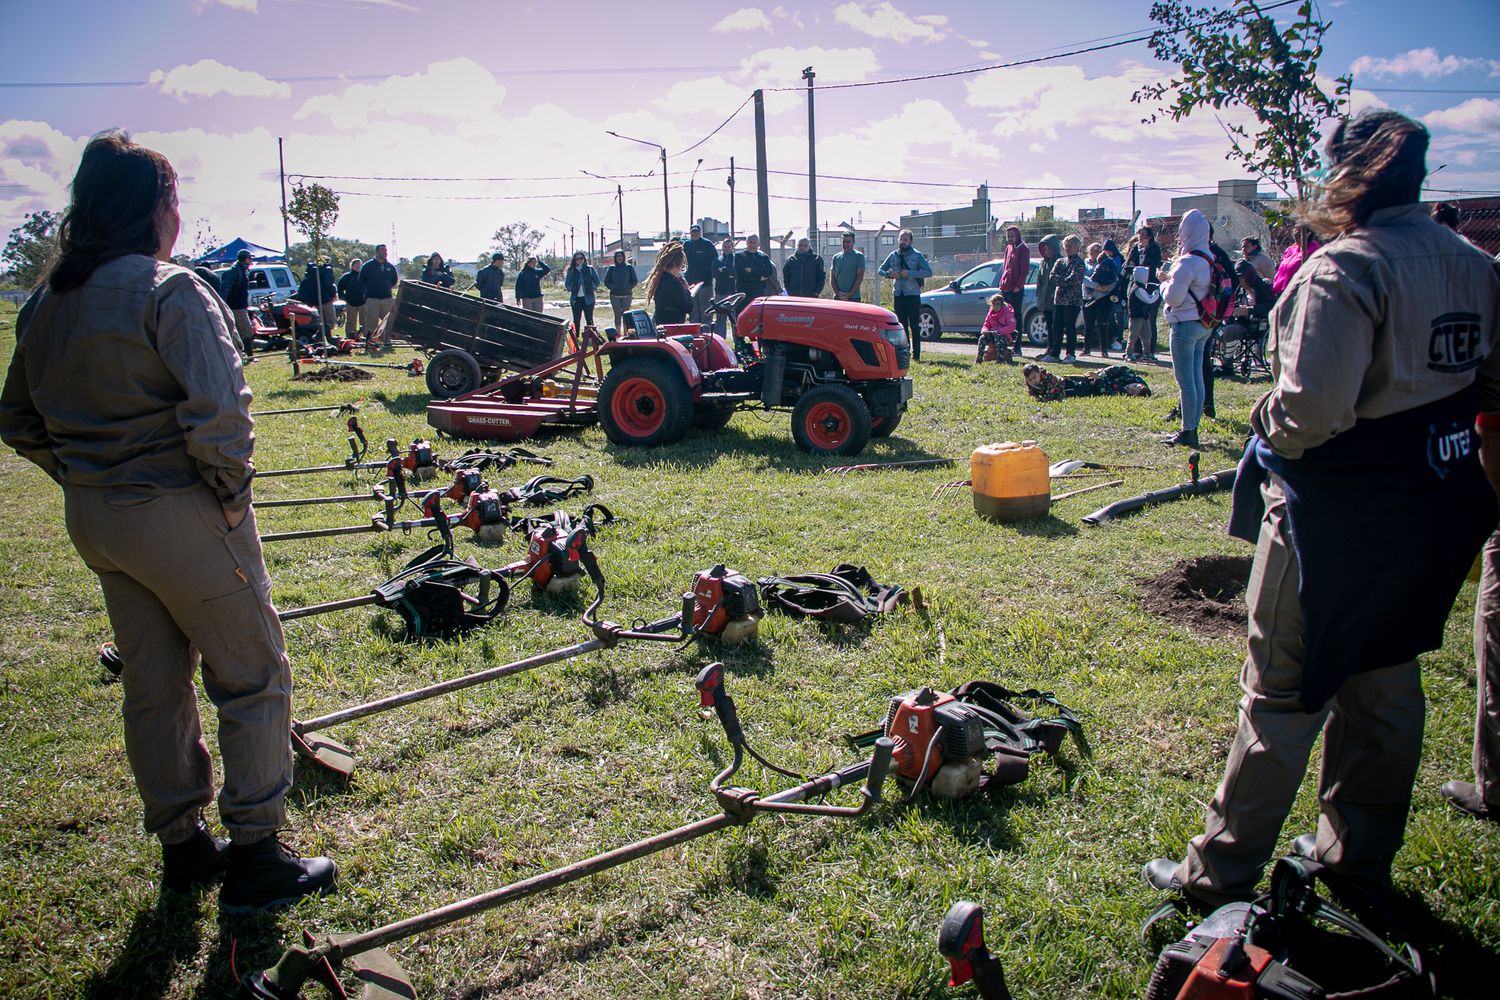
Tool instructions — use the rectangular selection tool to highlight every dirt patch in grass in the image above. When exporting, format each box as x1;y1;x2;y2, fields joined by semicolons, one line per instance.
293;366;374;383
1139;555;1253;638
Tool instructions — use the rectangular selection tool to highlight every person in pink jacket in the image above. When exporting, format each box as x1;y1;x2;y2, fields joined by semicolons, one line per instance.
976;293;1017;364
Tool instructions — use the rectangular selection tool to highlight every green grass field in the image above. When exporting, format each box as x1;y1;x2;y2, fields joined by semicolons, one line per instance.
0;298;1494;998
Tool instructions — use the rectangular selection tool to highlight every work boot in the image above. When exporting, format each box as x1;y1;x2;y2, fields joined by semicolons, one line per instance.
1291;832;1318;859
161;817;229;894
1141;858;1216;917
1163;429;1199;448
220;834;337;913
1441;780;1496;821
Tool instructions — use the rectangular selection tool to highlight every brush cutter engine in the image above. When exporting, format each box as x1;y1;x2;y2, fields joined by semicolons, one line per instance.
404;439;438;481
503;521;587;593
883;688;990;798
689;564;761;645
458;487;510;542
444;468;484;503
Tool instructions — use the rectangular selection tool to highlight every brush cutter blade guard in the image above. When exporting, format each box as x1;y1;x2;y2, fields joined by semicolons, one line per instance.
291;729;355;779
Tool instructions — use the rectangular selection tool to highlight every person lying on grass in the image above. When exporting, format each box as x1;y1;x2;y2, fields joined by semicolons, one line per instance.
1023;362;1151;401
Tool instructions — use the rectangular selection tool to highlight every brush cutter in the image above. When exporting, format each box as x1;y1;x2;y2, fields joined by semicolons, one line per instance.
253;481;397;510
296;355;424;376
239;665;895;1000
931;474;1128;503
823;457;956;476
1082;451;1236;525
290;563;761;778
251;402;361;418
258;477;444;544
254;418;394;480
939;901;1013;999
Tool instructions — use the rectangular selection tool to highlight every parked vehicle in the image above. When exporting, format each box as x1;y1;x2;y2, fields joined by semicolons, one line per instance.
213;263;298;305
918;258;1079;346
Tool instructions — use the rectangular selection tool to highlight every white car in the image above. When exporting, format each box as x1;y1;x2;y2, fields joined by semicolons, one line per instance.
213;263;298;305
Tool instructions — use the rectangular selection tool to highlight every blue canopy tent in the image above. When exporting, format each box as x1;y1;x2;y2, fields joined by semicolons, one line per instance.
196;238;285;266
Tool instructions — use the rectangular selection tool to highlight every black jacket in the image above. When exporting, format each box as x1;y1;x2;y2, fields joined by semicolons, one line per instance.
360;259;399;299
514;262;550;299
222;263;250;309
603;263;638;295
1127;241;1163;284
652;273;693;324
713;253;736;296
420;264;455;288
683;237;718;285
734;250;776;300
337;269;367;306
782;251;826;297
475;264;505;301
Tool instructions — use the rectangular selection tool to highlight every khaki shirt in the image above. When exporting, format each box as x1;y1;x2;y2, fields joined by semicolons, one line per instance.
0;255;255;510
1253;205;1500;459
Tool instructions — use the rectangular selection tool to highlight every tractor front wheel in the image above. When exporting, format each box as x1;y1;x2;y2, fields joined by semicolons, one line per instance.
870;410;903;438
599;357;693;447
791;384;872;456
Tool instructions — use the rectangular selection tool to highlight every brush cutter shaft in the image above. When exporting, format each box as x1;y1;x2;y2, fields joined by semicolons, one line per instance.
295;613;682;733
259;522;385;542
253;461;386;479
254;490;386;508
251;404;355;416
278;593;383;620
323;745;889;962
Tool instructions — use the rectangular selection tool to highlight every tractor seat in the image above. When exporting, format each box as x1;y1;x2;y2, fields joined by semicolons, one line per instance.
621;309;659;340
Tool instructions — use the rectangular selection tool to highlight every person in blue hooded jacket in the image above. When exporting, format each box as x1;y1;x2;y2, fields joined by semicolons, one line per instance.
562;251;600;331
878;229;932;361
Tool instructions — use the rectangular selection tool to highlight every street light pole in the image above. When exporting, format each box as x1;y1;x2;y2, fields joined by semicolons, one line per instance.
582;170;627;254
803;66;817;251
608;131;669;239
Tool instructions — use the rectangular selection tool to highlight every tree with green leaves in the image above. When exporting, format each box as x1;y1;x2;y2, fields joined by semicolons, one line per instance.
489;222;545;269
282;183;341;265
2;210;59;289
1133;0;1350;203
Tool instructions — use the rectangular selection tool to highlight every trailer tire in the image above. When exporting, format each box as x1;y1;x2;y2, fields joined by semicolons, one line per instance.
792;384;872;456
426;349;483;399
870;410;903;438
600;357;693;447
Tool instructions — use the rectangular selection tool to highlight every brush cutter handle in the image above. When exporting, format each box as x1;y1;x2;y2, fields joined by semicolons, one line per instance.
421;491;454;553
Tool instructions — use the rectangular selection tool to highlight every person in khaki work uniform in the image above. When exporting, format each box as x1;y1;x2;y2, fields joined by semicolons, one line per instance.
0;131;336;911
1143;110;1500;910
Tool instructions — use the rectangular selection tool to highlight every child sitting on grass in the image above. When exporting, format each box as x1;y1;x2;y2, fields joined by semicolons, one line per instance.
976;293;1016;364
1023;362;1151;401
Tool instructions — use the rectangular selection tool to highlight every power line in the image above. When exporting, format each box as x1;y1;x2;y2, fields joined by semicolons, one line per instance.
289;171;654;183
1366;87;1500;95
0;66;739;90
763;0;1303;94
670;93;755;159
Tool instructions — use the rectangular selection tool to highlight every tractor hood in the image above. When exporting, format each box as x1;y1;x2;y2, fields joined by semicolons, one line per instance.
745;297;899;330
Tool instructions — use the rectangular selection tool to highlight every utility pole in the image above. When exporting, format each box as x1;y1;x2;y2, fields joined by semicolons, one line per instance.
754;90;770;248
1131;181;1137;226
690;158;704;231
729;156;736;239
803;67;817;250
586;214;592;259
277;137;289;258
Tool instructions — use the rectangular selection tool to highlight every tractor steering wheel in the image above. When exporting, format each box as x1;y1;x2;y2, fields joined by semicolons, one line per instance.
709;292;744;316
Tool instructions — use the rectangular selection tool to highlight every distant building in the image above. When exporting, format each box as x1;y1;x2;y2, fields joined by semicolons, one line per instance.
1170;179;1279;249
899;185;995;258
815;224;899;266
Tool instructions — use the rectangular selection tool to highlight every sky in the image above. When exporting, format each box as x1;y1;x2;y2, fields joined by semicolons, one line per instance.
2;0;1498;262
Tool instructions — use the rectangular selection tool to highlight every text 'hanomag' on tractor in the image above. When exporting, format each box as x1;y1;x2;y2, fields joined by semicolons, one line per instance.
600;294;912;455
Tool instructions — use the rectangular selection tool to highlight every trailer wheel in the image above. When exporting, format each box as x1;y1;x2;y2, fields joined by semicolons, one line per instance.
792;384;872;456
870;410;903;438
426;349;483;399
600;357;692;446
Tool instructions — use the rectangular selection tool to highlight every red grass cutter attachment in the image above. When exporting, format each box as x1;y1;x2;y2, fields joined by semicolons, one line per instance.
939;901;1013;999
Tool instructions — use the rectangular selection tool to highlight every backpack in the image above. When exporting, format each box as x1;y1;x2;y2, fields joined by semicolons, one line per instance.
1185;249;1236;330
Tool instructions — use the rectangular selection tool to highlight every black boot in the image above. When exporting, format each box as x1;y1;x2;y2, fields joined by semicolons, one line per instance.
161;817;229;894
220;835;337;913
1162;429;1200;448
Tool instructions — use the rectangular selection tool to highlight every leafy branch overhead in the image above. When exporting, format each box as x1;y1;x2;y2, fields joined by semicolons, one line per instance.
1132;0;1350;200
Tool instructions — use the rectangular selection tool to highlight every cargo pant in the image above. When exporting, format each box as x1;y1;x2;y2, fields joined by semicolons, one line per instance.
609;293;633;333
1472;527;1500;808
232;308;256;355
1177;478;1424;905
64;485;292;845
363;297;395;346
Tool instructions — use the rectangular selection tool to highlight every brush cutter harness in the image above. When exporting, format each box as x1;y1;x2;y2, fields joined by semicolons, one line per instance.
849;680;1085;798
498;473;595;507
1145;857;1432;999
442;446;553;472
364;545;510;640
757;563;910;624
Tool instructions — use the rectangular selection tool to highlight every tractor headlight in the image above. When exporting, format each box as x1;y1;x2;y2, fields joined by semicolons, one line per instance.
880;325;908;348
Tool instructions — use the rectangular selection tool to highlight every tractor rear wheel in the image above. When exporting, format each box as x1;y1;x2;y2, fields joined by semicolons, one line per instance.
600;357;693;447
426;349;482;399
792;384;872;456
870;410;903;438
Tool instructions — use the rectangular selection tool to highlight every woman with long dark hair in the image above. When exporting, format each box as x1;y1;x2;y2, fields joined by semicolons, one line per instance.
0;131;336;911
1144;109;1500;914
644;241;693;325
419;252;454;288
563;250;601;331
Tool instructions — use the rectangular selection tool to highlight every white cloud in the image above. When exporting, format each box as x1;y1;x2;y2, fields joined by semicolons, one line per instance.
967;62;1162;140
740;46;879;87
1350;47;1500;79
296;58;506;128
821;99;997;179
657;76;757;116
148;59;290;101
712;8;771;32
195;0;257;11
1424;97;1500;134
833;2;946;44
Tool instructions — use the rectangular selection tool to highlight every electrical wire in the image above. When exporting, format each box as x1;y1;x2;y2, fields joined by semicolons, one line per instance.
669;93;755;159
289;171;654;183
